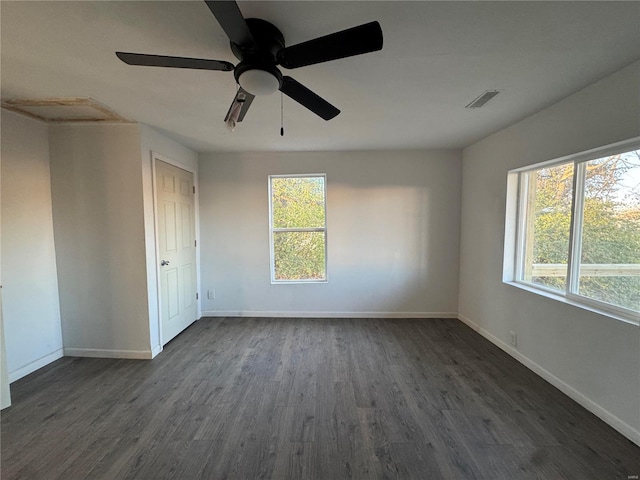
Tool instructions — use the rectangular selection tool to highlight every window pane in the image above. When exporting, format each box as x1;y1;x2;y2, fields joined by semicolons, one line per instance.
273;231;326;281
577;151;640;311
271;177;325;229
523;162;574;291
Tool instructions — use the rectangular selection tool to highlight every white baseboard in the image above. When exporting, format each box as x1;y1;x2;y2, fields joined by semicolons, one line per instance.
201;310;458;319
63;348;153;360
8;348;64;383
151;345;162;358
457;313;640;447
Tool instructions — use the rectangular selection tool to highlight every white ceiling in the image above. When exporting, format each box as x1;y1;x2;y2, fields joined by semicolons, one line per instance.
2;1;639;153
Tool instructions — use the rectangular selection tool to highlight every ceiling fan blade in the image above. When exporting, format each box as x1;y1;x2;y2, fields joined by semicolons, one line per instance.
205;1;255;48
116;52;234;71
236;89;254;122
278;21;382;69
223;88;255;123
279;76;340;120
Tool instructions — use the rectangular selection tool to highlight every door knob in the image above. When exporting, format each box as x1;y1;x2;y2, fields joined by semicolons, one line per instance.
160;260;170;266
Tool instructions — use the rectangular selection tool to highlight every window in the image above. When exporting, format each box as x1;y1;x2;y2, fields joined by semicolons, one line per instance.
508;139;640;322
269;174;327;283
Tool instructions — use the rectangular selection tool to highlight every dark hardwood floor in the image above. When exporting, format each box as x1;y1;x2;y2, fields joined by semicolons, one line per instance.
2;317;639;479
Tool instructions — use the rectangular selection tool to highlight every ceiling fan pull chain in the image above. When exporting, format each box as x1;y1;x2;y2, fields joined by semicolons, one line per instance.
280;92;284;137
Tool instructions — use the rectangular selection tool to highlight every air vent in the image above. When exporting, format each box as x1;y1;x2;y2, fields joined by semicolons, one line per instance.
1;97;133;123
465;90;500;109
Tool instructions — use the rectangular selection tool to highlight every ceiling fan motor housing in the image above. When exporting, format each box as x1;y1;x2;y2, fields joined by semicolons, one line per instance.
232;18;285;95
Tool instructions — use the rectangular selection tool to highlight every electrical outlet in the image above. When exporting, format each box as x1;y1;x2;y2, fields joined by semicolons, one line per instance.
510;331;517;347
207;289;215;300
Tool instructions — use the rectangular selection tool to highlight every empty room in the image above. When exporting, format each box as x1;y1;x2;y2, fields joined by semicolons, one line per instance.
1;1;639;479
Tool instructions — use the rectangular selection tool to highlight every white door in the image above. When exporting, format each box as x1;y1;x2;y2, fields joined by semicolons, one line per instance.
156;160;197;344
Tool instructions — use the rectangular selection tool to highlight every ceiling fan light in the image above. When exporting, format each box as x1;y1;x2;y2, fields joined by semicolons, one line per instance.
238;69;280;96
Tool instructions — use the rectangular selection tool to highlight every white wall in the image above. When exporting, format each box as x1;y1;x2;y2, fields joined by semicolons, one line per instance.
459;61;640;443
1;110;63;381
0;127;5;407
1;293;10;408
199;150;461;317
139;124;199;354
49;124;152;358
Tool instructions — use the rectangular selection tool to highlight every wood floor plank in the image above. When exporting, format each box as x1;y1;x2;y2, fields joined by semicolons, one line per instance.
351;407;386;479
272;439;317;480
231;380;282;480
315;380;362;480
390;441;444;479
2;317;639;480
356;406;398;479
397;384;485;479
79;437;144;480
162;439;217;480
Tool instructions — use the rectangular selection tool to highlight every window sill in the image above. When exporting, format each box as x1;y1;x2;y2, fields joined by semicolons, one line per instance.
271;280;328;285
503;280;639;326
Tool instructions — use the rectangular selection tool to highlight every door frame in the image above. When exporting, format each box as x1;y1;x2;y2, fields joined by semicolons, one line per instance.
151;151;201;350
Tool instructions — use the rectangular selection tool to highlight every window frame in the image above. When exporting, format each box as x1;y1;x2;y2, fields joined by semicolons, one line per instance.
507;137;640;324
268;173;328;284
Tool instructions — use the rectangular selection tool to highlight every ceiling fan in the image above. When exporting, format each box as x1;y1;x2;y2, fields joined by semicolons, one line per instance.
115;1;383;125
